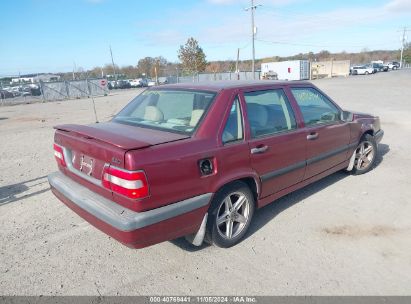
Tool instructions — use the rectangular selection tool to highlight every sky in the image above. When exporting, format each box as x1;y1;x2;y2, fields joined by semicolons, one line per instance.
0;0;410;75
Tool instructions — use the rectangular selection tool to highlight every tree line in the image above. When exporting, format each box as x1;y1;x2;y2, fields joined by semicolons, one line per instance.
59;37;407;80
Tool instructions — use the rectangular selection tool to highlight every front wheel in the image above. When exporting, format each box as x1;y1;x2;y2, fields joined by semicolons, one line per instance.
352;134;377;175
206;181;255;248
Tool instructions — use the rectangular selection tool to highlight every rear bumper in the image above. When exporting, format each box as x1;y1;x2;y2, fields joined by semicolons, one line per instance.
48;171;211;248
374;129;384;143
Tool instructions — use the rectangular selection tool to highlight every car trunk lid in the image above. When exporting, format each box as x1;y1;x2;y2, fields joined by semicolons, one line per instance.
54;122;189;184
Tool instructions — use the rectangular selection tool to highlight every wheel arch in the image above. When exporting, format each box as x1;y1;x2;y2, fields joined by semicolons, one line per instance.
361;129;374;138
360;124;377;141
210;174;261;208
238;177;259;204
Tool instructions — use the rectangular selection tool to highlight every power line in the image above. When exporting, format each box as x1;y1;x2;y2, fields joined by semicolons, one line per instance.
239;41;251;49
255;38;399;49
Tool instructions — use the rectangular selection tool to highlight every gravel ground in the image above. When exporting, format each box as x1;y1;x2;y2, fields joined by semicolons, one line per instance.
0;70;410;296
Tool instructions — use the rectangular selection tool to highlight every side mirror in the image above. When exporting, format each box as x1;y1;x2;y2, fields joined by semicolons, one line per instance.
341;111;353;122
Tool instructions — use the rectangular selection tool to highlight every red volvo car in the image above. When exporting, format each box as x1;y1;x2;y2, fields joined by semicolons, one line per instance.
48;81;383;248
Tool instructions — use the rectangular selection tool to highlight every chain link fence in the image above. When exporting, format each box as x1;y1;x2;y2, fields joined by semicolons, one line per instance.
175;71;261;83
40;79;108;101
0;78;109;106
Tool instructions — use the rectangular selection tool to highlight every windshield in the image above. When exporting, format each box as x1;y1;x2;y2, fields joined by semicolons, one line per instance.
113;89;216;134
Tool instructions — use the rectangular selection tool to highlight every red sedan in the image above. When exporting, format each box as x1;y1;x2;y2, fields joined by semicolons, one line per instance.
48;81;383;248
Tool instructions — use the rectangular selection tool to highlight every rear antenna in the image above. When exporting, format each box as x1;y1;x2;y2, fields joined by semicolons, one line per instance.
91;95;99;123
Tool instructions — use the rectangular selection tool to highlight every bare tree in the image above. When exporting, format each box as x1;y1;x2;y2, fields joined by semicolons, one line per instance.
137;57;155;77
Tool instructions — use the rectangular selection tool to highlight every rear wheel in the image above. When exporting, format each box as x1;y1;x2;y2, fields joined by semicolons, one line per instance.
206;181;255;248
365;71;369;75
352;134;377;175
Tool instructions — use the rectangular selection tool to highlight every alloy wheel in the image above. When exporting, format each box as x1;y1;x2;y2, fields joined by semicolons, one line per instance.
216;192;250;239
355;141;375;171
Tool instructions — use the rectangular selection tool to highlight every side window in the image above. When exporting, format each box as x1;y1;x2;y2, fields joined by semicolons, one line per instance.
222;97;243;144
291;88;340;126
244;89;297;138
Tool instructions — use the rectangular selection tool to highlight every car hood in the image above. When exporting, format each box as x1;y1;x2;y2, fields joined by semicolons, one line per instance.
349;111;375;119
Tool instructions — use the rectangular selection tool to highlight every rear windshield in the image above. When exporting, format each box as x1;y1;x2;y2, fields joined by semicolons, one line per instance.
113;89;216;134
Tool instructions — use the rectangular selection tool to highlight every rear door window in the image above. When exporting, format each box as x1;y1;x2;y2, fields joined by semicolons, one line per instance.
243;89;297;138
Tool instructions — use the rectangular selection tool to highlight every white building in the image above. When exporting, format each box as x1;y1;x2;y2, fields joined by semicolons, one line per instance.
261;60;310;81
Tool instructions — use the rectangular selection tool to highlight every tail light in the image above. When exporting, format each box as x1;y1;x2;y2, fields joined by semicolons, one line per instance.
54;144;66;167
102;165;149;199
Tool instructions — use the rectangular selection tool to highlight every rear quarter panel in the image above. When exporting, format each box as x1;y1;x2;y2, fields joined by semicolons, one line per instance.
123;88;263;213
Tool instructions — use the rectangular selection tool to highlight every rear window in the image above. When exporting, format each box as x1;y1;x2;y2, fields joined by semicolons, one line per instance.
113;89;216;134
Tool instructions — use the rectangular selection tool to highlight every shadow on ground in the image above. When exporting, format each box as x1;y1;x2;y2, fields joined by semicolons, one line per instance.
0;175;50;206
173;143;390;251
374;143;389;167
246;143;390;241
170;237;211;252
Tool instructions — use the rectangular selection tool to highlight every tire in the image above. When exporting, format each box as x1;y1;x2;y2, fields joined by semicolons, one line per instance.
352;134;377;175
206;181;255;248
365;71;369;75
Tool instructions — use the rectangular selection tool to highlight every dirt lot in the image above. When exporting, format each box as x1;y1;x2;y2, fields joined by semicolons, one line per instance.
1;70;410;295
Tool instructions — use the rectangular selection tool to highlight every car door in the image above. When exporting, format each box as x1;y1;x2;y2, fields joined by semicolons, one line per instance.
242;88;307;198
289;86;350;180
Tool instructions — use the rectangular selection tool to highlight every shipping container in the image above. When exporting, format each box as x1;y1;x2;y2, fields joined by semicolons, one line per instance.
261;60;310;81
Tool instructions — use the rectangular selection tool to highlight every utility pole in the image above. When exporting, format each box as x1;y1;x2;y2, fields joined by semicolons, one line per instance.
109;45;118;81
399;27;409;68
72;61;76;80
154;60;159;85
235;48;240;80
245;0;261;80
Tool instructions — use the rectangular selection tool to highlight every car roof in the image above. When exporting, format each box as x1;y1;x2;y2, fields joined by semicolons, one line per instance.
158;80;312;92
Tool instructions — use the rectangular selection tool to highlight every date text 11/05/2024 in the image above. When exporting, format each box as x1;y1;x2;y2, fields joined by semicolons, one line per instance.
149;296;257;303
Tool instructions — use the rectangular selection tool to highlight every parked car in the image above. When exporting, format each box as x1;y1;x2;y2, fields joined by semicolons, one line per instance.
380;64;389;72
138;78;148;88
48;81;384;249
350;65;374;75
30;86;42;96
129;79;141;88
147;79;156;87
371;63;387;73
138;78;148;87
116;80;131;89
386;62;400;70
0;90;14;99
10;87;21;97
108;81;117;90
158;77;168;85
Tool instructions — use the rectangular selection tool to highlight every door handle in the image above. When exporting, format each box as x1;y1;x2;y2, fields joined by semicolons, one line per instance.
307;132;319;140
251;145;268;154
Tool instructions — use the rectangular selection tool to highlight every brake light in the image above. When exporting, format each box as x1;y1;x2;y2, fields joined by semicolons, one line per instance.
53;144;66;167
102;165;149;199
